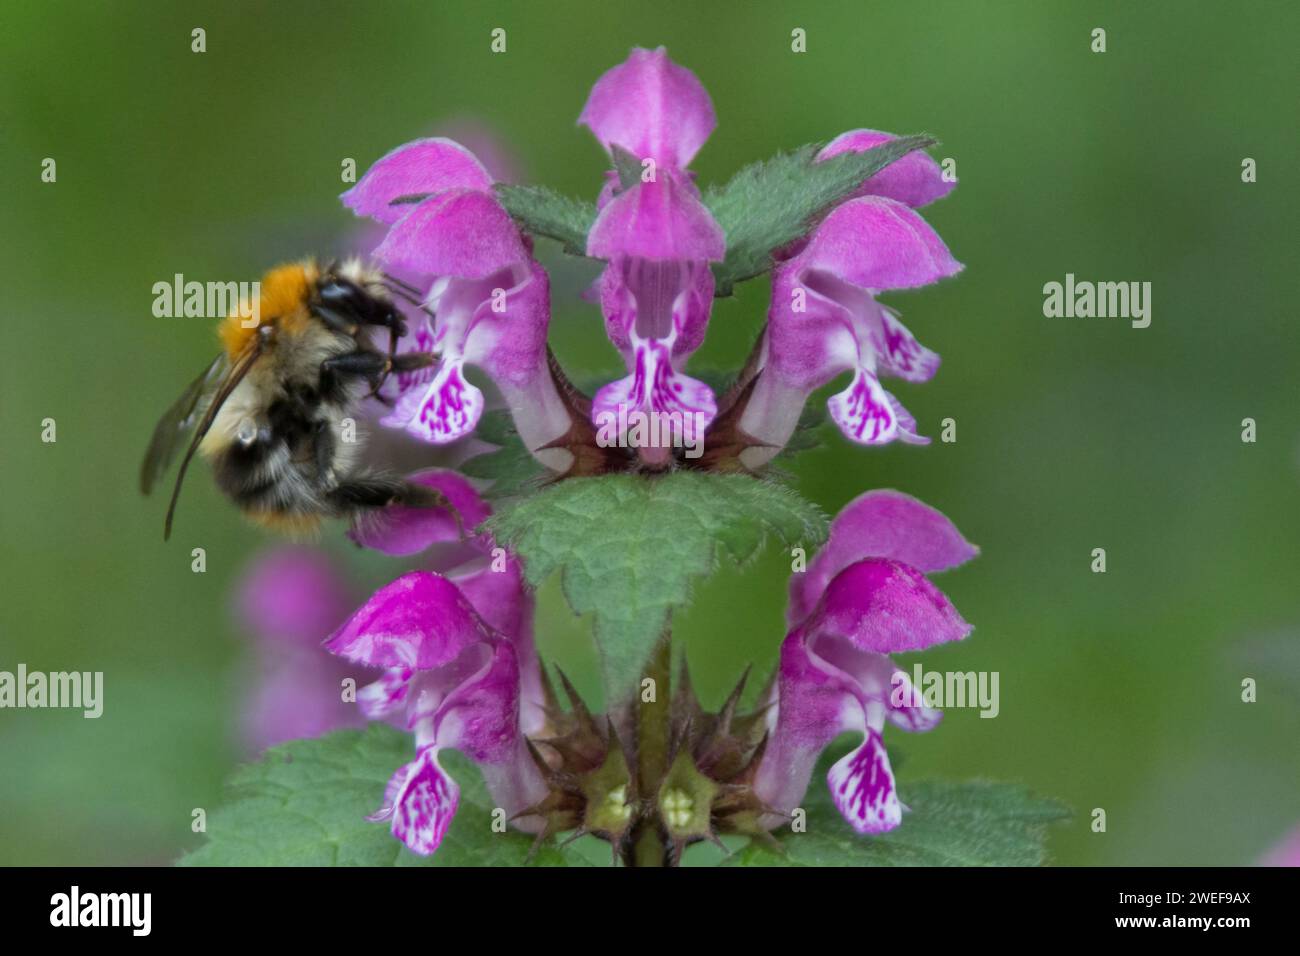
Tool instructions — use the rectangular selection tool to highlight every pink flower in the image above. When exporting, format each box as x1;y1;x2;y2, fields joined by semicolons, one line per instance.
342;140;574;472
739;197;962;467
1259;825;1300;867
580;47;726;466
330;469;555;856
818;128;955;210
325;572;547;856
234;548;370;752
350;468;547;734
754;491;977;834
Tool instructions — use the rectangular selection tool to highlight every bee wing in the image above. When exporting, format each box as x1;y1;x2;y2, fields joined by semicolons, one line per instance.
159;343;263;540
139;353;230;495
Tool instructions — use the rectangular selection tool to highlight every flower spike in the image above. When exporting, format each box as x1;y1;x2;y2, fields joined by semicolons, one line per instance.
580;47;727;466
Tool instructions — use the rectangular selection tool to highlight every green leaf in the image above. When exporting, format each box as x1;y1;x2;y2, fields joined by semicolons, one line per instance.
486;472;828;695
723;748;1069;867
494;182;595;257
458;410;548;499
704;134;938;295
180;725;576;867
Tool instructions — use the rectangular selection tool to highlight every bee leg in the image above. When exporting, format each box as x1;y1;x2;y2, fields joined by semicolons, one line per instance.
364;308;412;398
320;350;389;398
399;481;464;536
328;476;408;513
365;350;439;406
328;477;464;534
390;352;437;374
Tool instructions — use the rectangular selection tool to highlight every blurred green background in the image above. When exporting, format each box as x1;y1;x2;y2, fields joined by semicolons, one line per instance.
2;0;1297;866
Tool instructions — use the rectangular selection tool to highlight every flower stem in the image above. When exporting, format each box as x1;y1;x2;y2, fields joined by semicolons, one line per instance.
628;630;672;866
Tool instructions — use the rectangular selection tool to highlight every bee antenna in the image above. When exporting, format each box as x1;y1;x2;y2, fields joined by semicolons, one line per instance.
378;279;437;321
382;273;423;297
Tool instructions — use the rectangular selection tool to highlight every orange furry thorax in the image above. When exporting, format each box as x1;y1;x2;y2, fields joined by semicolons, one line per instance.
218;261;319;359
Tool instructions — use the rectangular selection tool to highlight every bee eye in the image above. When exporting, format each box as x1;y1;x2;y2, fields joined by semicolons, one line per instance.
236;419;258;446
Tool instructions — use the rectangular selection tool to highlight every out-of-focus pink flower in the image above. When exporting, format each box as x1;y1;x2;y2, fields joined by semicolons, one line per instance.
1259;826;1300;866
234;547;370;752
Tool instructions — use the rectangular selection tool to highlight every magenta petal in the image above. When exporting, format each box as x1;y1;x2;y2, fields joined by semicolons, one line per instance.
341;138;493;225
828;490;979;571
478;737;550;832
884;667;943;733
751;628;861;819
790;490;977;624
873;306;940;383
807;558;972;653
357;666;413;721
453;560;527;642
388;747;459;856
324;572;494;668
432;641;521;764
819;129;955;208
598;258;715;358
827;729;902;833
801;196;962;291
351;469;492;556
586;176;725;263
375;189;528;279
452;561;547;736
578;46;716;168
812;636;944;734
460;260;553;387
762;264;860;391
592;339;717;441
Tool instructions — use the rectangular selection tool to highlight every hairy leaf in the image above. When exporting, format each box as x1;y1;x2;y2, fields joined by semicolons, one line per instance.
493;183;595;257
180;725;575;867
705;135;938;295
486;473;828;695
723;747;1069;867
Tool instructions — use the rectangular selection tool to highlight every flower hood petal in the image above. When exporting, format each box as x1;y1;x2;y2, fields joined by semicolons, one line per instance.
375;188;529;279
818;129;955;208
324;571;495;668
578;46;716;168
797;196;962;291
341;138;493;225
788;490;978;624
586;175;725;263
805;558;972;654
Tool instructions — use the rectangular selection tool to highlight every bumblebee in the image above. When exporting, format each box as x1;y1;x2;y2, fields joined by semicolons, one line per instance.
141;259;447;539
